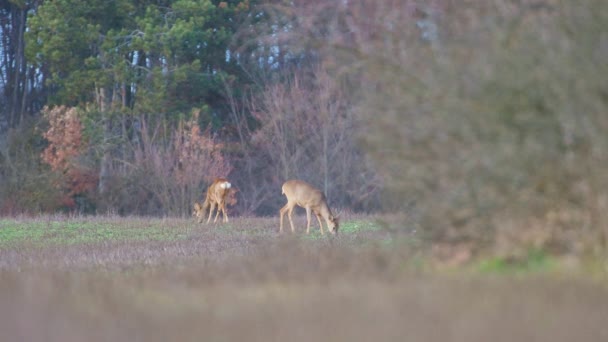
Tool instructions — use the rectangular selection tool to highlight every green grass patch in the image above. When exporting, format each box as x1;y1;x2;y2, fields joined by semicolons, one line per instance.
339;220;383;234
298;219;383;240
0;218;193;248
476;248;556;275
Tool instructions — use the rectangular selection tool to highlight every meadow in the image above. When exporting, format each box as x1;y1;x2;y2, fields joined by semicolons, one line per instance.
1;214;607;342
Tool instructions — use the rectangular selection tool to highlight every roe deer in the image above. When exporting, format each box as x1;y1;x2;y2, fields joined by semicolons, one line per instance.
279;179;339;235
193;178;233;223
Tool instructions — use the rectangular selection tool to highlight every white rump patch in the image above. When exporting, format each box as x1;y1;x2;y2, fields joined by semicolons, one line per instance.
220;182;231;189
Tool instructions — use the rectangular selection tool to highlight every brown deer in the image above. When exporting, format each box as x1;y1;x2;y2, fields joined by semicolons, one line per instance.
193;178;234;224
279;179;339;235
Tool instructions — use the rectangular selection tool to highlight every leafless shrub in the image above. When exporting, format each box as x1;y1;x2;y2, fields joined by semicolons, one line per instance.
101;110;233;216
250;66;382;213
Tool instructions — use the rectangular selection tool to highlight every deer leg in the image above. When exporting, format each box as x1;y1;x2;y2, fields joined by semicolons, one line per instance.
218;194;229;223
279;203;290;233
288;207;296;233
305;207;312;234
207;202;216;223
214;202;222;223
222;203;229;223
314;212;324;235
219;202;228;223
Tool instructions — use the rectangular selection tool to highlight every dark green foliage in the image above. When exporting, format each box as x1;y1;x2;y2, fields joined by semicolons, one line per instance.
0;121;64;214
25;0;256;124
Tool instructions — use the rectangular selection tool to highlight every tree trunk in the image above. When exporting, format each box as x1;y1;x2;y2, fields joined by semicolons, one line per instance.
96;87;112;195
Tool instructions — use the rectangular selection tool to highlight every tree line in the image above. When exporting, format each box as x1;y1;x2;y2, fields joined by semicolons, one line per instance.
0;0;379;216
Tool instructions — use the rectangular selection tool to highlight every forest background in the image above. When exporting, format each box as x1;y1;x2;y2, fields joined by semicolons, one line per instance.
1;0;607;252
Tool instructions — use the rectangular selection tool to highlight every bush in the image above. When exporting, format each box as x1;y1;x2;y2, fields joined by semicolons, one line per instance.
0;120;64;214
289;0;608;254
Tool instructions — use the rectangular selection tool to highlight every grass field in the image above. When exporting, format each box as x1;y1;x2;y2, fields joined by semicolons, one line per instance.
1;214;607;342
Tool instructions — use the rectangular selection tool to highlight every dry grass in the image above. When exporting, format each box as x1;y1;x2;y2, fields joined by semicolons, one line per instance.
0;215;607;342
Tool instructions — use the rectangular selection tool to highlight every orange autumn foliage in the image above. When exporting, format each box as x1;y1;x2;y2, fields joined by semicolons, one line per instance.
41;106;97;209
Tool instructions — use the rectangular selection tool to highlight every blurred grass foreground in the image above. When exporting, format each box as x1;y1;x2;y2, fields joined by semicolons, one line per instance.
0;215;607;342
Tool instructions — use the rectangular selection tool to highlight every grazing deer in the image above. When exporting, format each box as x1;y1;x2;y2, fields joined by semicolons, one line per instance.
279;179;339;235
193;178;233;224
